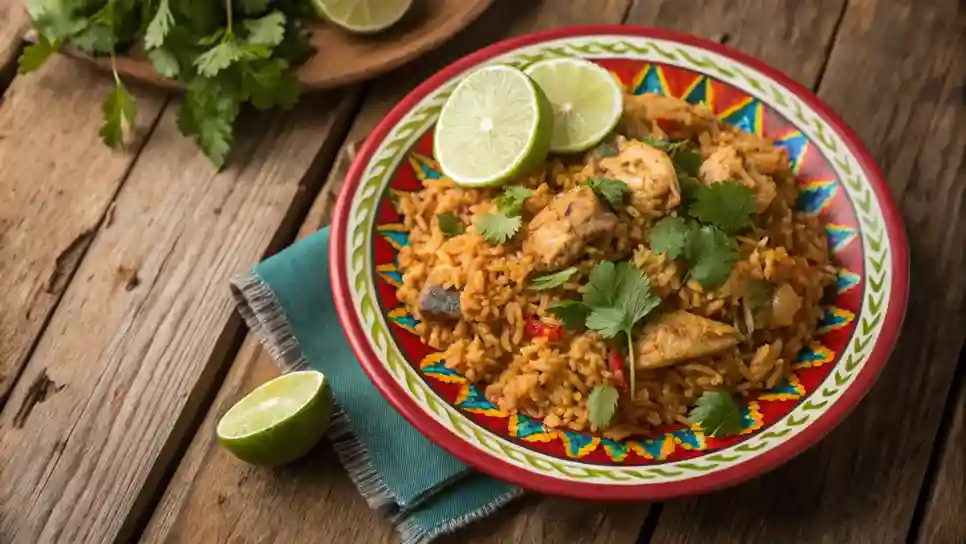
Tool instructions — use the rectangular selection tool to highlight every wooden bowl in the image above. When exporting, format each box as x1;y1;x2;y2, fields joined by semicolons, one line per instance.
30;0;492;91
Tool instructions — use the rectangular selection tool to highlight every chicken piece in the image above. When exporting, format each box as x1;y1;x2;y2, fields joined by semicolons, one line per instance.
634;310;741;370
523;187;618;270
621;93;716;140
597;137;681;215
699;145;777;213
418;285;462;321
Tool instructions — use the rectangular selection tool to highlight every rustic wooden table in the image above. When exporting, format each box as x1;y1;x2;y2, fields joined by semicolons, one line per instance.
1;1;964;543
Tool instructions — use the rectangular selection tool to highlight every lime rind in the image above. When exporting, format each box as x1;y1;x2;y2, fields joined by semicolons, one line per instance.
313;0;413;34
524;57;624;153
433;65;553;187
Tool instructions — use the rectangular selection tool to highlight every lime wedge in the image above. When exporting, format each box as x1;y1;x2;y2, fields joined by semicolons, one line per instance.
434;65;553;187
312;0;412;33
216;370;333;466
524;58;624;153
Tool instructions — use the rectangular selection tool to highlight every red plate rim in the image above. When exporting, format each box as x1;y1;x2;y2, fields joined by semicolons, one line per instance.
330;25;910;500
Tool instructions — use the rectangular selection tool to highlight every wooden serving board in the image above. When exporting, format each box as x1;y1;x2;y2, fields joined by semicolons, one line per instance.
27;0;492;91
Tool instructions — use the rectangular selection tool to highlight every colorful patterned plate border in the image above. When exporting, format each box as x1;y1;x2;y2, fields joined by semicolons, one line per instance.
330;26;909;499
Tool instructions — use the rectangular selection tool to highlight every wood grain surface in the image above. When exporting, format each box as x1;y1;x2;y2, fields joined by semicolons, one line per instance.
44;0;493;91
918;365;965;543
647;1;966;542
624;0;847;87
0;57;166;408
0;0;27;85
144;1;659;543
2;0;964;543
0;90;359;543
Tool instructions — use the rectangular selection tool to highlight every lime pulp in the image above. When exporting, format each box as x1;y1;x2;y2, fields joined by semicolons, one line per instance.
524;58;624;153
433;65;553;187
312;0;412;33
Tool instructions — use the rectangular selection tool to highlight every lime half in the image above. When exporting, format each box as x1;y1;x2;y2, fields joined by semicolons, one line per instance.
313;0;412;33
524;58;624;153
216;370;333;466
434;65;553;187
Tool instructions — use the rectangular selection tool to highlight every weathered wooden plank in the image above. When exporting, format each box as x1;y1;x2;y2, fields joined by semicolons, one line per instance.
625;0;846;87
0;89;360;543
918;368;965;543
144;1;653;543
0;0;28;86
649;1;966;542
0;56;167;408
141;141;398;544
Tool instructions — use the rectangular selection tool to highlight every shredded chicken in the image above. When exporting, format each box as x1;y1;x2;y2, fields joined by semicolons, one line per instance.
523;187;618;270
596;137;681;216
634;310;741;370
621;93;716;140
699;145;778;213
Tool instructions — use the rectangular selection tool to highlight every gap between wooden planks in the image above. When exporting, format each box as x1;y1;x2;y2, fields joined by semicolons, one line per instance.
640;1;966;543
0;61;363;544
143;1;656;543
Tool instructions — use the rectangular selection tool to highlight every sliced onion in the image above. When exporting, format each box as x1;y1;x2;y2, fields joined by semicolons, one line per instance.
769;283;802;328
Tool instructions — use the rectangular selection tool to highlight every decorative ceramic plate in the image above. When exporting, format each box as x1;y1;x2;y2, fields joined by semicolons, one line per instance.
330;26;908;499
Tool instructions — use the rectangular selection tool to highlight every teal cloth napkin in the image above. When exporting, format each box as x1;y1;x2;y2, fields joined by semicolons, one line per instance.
231;227;521;543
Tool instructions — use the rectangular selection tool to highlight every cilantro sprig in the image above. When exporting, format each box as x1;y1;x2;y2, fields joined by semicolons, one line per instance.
477;185;533;244
20;0;313;167
588;383;619;429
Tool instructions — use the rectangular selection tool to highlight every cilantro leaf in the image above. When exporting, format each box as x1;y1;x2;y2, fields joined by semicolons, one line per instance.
588;384;620;429
18;34;57;74
496;186;533;216
194;41;241;77
582;261;618;308
178;79;241;168
71;24;116;55
243;11;286;47
677;173;704;207
548;300;588;330
238;0;272;14
672;148;703;177
241;58;299;110
99;80;137;149
585;306;629;339
686;225;736;290
148;47;180;78
476;212;521;244
530;267;578;291
144;0;174;50
689;181;757;234
687;391;743;437
649;216;690;259
586;178;628;210
436;212;464;237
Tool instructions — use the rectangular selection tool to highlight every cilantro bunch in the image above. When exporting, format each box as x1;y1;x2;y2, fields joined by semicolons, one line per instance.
20;0;315;167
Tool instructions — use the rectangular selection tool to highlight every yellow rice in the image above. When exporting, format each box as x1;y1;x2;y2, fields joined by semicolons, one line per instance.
396;92;836;440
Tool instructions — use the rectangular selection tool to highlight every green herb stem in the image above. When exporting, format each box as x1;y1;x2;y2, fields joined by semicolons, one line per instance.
625;330;636;401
